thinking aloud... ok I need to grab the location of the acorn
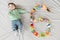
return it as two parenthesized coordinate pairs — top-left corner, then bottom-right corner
(46, 8), (50, 12)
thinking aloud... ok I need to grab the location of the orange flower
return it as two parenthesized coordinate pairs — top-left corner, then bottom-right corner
(33, 32), (39, 36)
(31, 9), (35, 13)
(35, 4), (39, 6)
(46, 31), (50, 36)
(42, 4), (47, 10)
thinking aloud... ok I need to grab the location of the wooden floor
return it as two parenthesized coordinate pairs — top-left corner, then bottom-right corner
(0, 0), (60, 40)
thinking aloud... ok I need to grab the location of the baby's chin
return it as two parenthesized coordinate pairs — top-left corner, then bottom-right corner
(9, 8), (15, 10)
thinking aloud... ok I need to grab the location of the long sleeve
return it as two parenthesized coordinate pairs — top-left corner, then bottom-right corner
(18, 9), (29, 14)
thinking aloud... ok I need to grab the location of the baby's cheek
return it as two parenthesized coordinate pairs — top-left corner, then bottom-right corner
(9, 7), (13, 10)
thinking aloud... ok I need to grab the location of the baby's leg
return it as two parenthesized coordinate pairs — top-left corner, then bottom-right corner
(16, 20), (23, 32)
(12, 20), (17, 31)
(16, 20), (24, 39)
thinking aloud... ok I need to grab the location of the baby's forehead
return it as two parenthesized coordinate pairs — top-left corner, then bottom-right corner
(9, 4), (14, 6)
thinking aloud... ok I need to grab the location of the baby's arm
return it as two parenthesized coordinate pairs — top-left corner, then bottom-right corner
(18, 9), (30, 14)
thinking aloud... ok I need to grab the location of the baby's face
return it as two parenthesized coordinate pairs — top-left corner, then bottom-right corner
(8, 4), (15, 10)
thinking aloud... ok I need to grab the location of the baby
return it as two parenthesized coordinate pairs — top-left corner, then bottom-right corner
(8, 3), (28, 32)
